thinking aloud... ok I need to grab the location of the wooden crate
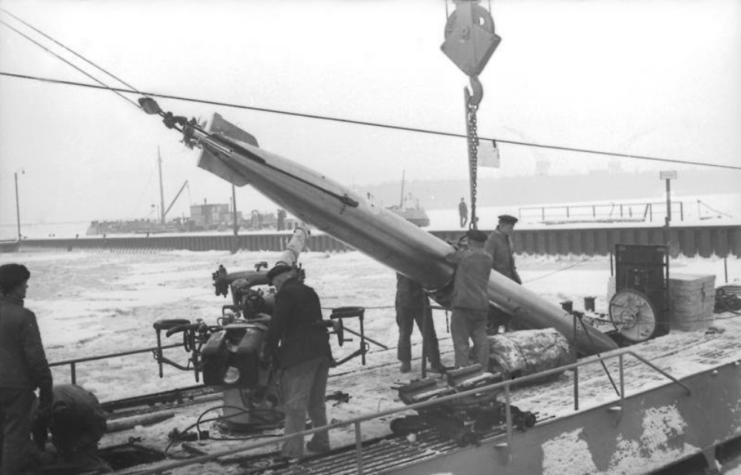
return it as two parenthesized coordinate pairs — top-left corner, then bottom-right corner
(668, 273), (716, 331)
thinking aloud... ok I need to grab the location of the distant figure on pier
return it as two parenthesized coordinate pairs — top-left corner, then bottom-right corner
(459, 198), (468, 228)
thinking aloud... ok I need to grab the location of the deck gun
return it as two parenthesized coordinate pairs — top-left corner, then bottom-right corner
(150, 228), (369, 430)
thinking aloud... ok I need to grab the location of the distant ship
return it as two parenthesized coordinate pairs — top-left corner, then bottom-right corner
(386, 170), (430, 227)
(87, 148), (296, 236)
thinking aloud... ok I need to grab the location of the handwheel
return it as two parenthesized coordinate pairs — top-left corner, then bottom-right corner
(609, 289), (657, 342)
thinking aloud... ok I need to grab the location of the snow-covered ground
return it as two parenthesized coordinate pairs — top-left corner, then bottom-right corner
(0, 249), (737, 402)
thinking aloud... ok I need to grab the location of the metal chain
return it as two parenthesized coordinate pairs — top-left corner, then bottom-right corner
(467, 102), (479, 230)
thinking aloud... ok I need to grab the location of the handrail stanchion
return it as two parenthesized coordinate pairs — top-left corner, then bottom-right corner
(504, 384), (513, 447)
(619, 354), (625, 403)
(573, 367), (579, 411)
(355, 421), (364, 474)
(628, 352), (691, 395)
(359, 309), (366, 366)
(71, 362), (77, 385)
(156, 330), (164, 378)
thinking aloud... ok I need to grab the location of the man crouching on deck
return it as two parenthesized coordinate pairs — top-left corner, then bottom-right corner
(261, 263), (333, 461)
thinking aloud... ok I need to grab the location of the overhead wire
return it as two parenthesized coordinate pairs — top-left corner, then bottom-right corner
(0, 8), (739, 173)
(0, 7), (145, 96)
(0, 19), (141, 112)
(1, 72), (740, 173)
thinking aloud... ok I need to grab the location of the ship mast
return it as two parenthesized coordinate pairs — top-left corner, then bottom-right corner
(399, 169), (405, 207)
(158, 147), (166, 225)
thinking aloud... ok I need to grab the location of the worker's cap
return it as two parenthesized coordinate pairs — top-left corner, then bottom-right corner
(266, 262), (295, 284)
(0, 263), (30, 292)
(498, 214), (519, 225)
(466, 229), (488, 243)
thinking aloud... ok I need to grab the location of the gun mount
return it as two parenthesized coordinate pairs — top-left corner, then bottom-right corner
(151, 229), (370, 430)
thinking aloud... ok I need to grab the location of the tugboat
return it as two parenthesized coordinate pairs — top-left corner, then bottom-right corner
(386, 170), (430, 228)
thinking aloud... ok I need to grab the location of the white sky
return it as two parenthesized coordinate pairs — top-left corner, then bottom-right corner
(0, 0), (739, 232)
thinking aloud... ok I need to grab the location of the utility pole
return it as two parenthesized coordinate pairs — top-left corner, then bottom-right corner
(14, 169), (24, 241)
(158, 147), (166, 225)
(231, 184), (239, 253)
(660, 171), (677, 228)
(660, 171), (678, 256)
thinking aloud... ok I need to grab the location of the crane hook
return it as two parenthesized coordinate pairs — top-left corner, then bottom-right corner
(467, 76), (484, 108)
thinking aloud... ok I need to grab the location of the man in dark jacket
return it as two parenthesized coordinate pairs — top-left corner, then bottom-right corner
(484, 215), (521, 332)
(395, 274), (443, 373)
(32, 384), (110, 473)
(0, 263), (53, 475)
(484, 214), (521, 284)
(445, 230), (493, 369)
(263, 264), (332, 460)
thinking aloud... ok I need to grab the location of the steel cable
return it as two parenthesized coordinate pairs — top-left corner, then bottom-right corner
(1, 72), (739, 172)
(0, 19), (141, 111)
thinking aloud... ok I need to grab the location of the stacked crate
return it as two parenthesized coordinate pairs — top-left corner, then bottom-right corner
(668, 274), (716, 331)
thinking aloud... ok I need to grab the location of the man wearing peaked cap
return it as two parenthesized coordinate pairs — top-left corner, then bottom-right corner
(484, 214), (521, 334)
(445, 229), (493, 369)
(485, 215), (521, 284)
(262, 262), (332, 460)
(466, 229), (488, 243)
(497, 214), (518, 226)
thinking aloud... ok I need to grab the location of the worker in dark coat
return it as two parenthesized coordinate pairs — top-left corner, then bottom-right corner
(262, 264), (332, 460)
(484, 215), (521, 284)
(395, 274), (443, 373)
(0, 263), (53, 475)
(31, 384), (110, 473)
(445, 230), (493, 369)
(458, 198), (468, 228)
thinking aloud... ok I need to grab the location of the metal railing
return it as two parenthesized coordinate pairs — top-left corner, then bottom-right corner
(131, 346), (691, 475)
(519, 201), (685, 223)
(49, 343), (184, 385)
